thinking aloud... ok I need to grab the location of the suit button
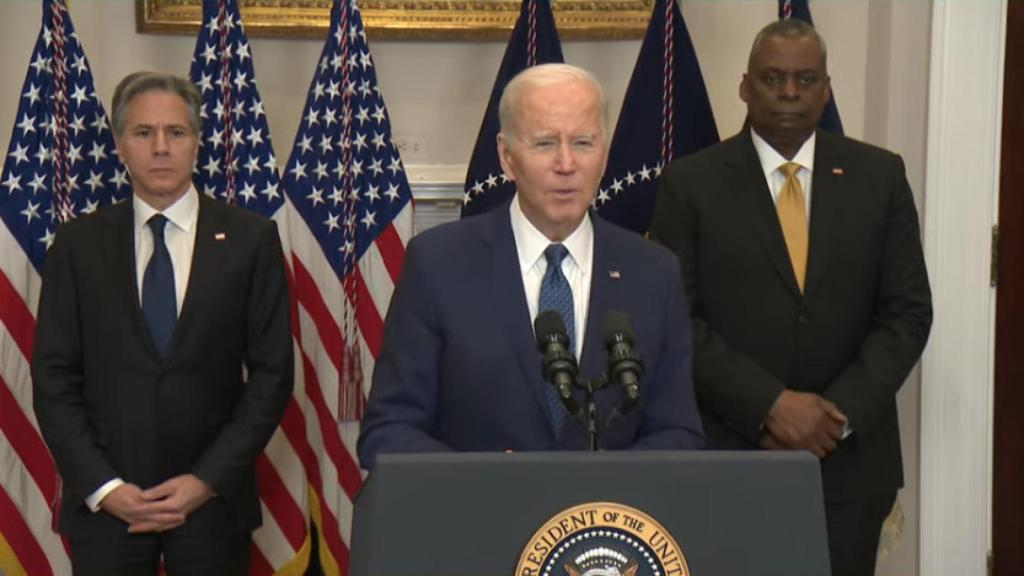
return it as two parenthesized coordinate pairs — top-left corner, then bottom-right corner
(797, 314), (808, 325)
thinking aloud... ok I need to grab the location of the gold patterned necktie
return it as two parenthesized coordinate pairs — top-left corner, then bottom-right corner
(776, 162), (808, 292)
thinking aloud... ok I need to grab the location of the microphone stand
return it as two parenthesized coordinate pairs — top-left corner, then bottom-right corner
(573, 375), (609, 452)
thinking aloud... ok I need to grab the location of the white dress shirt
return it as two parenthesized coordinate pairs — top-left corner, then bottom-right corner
(751, 128), (816, 219)
(509, 195), (593, 359)
(85, 187), (200, 512)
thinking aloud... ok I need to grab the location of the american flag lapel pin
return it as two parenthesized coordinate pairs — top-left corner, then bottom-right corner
(832, 167), (844, 175)
(608, 269), (621, 279)
(214, 232), (226, 241)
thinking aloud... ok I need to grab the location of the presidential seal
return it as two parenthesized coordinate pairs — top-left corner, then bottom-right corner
(516, 502), (689, 576)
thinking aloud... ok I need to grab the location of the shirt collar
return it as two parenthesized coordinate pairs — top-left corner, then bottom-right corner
(133, 185), (200, 235)
(751, 128), (816, 175)
(509, 194), (593, 275)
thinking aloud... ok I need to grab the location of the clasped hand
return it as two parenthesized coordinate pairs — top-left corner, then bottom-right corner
(760, 390), (847, 459)
(99, 474), (214, 533)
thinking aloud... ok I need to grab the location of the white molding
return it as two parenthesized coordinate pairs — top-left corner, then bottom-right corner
(920, 2), (1006, 575)
(406, 163), (467, 186)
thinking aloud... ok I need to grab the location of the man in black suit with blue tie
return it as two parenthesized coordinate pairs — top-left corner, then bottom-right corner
(650, 20), (932, 576)
(31, 71), (293, 575)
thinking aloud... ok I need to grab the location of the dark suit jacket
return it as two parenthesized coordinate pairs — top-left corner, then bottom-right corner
(650, 130), (932, 501)
(31, 193), (293, 532)
(357, 204), (704, 469)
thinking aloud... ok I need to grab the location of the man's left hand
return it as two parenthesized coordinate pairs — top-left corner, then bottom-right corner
(128, 474), (214, 533)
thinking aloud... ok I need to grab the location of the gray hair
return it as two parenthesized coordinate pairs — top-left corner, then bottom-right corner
(498, 63), (607, 138)
(111, 71), (202, 137)
(748, 19), (828, 72)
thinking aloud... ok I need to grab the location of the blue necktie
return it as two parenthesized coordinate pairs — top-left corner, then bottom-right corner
(538, 243), (574, 435)
(142, 214), (176, 356)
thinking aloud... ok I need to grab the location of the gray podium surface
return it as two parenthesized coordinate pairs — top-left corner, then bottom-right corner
(350, 451), (830, 576)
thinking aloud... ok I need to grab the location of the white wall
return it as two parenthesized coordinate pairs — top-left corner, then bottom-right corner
(0, 1), (935, 574)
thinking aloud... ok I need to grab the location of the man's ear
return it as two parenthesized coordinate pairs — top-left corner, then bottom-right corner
(496, 133), (514, 181)
(739, 74), (750, 104)
(113, 137), (126, 165)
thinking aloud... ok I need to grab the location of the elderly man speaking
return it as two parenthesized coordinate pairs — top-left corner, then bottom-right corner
(358, 63), (703, 469)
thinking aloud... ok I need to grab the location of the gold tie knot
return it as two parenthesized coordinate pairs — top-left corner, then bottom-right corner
(780, 162), (801, 179)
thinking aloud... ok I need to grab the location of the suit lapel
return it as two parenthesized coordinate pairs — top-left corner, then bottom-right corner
(111, 201), (157, 358)
(579, 216), (619, 381)
(170, 195), (228, 359)
(485, 206), (559, 434)
(727, 133), (803, 298)
(805, 131), (847, 298)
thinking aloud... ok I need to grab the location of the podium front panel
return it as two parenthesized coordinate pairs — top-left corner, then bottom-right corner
(350, 451), (830, 576)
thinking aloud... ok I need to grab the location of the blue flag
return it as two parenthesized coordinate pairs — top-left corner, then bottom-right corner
(188, 0), (283, 217)
(461, 0), (564, 218)
(779, 0), (844, 134)
(595, 0), (719, 234)
(1, 0), (129, 271)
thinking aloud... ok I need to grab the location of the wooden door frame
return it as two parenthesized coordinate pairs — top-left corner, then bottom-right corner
(993, 1), (1024, 573)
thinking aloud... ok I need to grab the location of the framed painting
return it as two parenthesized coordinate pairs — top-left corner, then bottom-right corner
(136, 0), (653, 39)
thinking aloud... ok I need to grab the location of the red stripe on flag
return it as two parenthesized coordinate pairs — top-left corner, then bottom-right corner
(0, 374), (58, 504)
(271, 382), (353, 574)
(291, 258), (344, 376)
(373, 224), (406, 285)
(255, 451), (307, 551)
(352, 268), (383, 359)
(0, 485), (53, 576)
(0, 271), (36, 358)
(298, 347), (362, 500)
(297, 351), (354, 565)
(249, 541), (274, 576)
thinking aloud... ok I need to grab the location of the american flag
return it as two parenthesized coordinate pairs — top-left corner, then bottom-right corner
(187, 1), (312, 574)
(0, 0), (128, 574)
(280, 0), (413, 571)
(461, 0), (563, 218)
(594, 0), (718, 234)
(779, 0), (844, 134)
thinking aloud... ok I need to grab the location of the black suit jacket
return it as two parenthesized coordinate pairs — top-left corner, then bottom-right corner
(31, 193), (293, 532)
(650, 130), (932, 501)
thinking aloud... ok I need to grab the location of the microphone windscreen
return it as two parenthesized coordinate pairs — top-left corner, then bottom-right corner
(534, 310), (568, 347)
(603, 309), (635, 345)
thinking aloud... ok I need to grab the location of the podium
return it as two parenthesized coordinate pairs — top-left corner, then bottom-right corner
(350, 451), (830, 576)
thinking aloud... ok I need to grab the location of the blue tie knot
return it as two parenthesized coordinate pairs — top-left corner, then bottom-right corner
(148, 214), (169, 239)
(544, 243), (569, 268)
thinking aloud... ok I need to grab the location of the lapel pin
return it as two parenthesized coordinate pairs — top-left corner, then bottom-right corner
(214, 232), (226, 241)
(608, 270), (621, 279)
(832, 167), (844, 175)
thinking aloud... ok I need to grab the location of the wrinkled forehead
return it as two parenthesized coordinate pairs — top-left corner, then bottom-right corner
(121, 90), (194, 125)
(513, 81), (605, 134)
(750, 34), (826, 72)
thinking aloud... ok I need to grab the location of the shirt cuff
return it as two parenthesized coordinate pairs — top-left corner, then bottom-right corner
(85, 478), (124, 512)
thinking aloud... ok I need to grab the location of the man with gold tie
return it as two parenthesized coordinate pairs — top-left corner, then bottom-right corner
(650, 19), (932, 576)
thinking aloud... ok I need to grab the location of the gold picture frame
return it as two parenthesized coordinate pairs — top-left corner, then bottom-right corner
(136, 0), (652, 40)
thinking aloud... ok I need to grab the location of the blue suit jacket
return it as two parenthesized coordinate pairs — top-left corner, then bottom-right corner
(357, 203), (703, 469)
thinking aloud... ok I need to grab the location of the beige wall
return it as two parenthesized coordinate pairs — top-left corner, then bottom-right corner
(0, 1), (932, 574)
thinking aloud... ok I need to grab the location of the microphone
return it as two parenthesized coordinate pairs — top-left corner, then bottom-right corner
(534, 310), (581, 419)
(603, 310), (644, 414)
